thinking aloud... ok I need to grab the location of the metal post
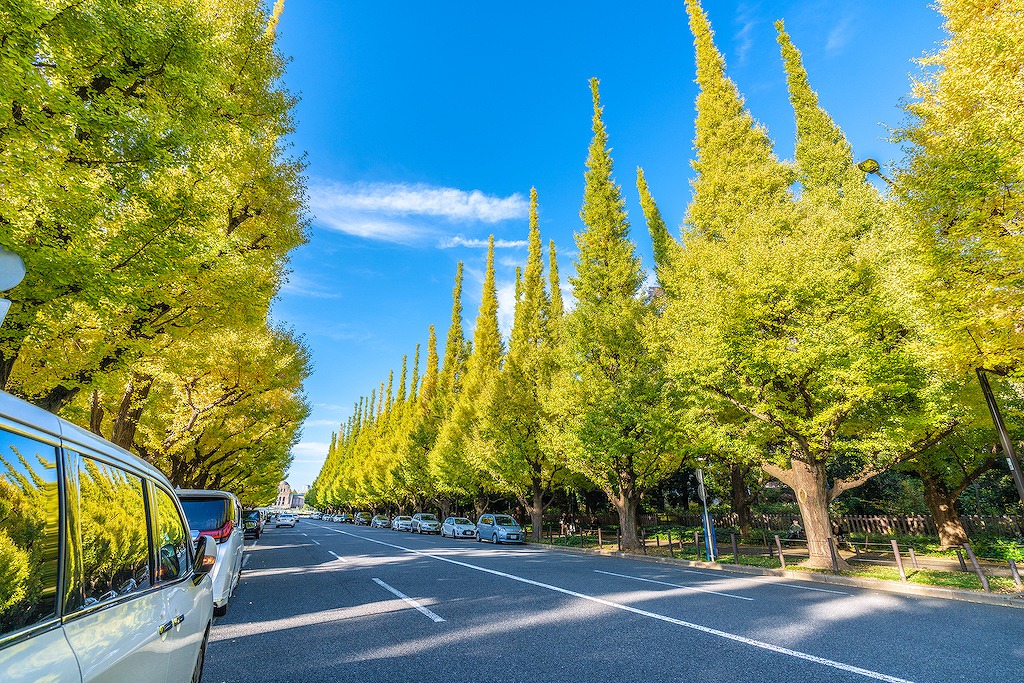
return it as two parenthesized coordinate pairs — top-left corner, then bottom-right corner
(977, 369), (1024, 507)
(828, 537), (840, 574)
(908, 547), (919, 569)
(731, 533), (739, 564)
(1009, 559), (1023, 590)
(617, 527), (621, 552)
(598, 527), (603, 549)
(774, 535), (786, 569)
(693, 530), (701, 558)
(656, 532), (661, 548)
(642, 527), (647, 555)
(668, 528), (674, 558)
(963, 543), (991, 592)
(955, 548), (968, 572)
(891, 540), (907, 582)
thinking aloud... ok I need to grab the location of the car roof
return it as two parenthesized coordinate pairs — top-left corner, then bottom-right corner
(1, 389), (172, 488)
(176, 489), (240, 502)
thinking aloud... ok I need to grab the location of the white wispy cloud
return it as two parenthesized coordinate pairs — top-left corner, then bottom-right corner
(308, 181), (529, 245)
(279, 272), (342, 299)
(438, 236), (528, 249)
(304, 419), (342, 428)
(826, 16), (854, 55)
(291, 441), (329, 458)
(496, 279), (517, 339)
(734, 4), (758, 65)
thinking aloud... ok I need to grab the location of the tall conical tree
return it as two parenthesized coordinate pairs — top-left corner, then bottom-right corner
(431, 237), (503, 506)
(660, 3), (952, 568)
(636, 167), (681, 293)
(547, 79), (684, 551)
(548, 240), (564, 320)
(438, 262), (467, 399)
(684, 0), (793, 242)
(480, 189), (562, 540)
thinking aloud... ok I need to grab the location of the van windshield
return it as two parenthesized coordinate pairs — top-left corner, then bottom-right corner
(419, 515), (438, 522)
(180, 499), (230, 532)
(494, 515), (517, 527)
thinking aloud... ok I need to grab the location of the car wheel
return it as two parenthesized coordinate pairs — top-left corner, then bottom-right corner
(192, 624), (210, 683)
(476, 533), (481, 542)
(492, 533), (499, 545)
(213, 603), (227, 617)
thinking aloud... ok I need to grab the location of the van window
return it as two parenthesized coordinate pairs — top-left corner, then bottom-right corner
(0, 428), (60, 637)
(152, 486), (190, 583)
(66, 455), (152, 611)
(179, 498), (230, 532)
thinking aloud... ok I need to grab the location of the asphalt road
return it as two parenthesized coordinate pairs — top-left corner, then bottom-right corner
(203, 520), (1022, 683)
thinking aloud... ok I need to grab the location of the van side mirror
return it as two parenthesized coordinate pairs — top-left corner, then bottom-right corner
(192, 534), (217, 585)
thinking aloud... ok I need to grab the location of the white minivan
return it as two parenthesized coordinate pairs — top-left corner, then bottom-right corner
(177, 489), (245, 617)
(0, 389), (217, 682)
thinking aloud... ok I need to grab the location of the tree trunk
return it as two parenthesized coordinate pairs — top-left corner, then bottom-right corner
(783, 458), (849, 570)
(920, 469), (969, 548)
(730, 463), (753, 536)
(110, 375), (153, 450)
(612, 473), (641, 550)
(89, 390), (105, 436)
(474, 487), (490, 517)
(530, 477), (544, 542)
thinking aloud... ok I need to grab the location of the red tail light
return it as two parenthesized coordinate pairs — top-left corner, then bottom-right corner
(206, 519), (233, 544)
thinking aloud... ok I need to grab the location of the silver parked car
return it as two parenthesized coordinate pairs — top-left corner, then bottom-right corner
(0, 388), (217, 683)
(391, 515), (413, 531)
(371, 514), (391, 528)
(476, 513), (524, 544)
(442, 516), (478, 539)
(411, 513), (441, 534)
(177, 489), (246, 616)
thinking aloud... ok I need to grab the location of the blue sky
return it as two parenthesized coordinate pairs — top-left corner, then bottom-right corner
(270, 1), (947, 491)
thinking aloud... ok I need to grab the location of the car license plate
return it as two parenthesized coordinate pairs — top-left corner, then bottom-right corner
(508, 534), (518, 540)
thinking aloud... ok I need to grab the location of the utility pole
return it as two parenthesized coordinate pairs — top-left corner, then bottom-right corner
(977, 369), (1024, 508)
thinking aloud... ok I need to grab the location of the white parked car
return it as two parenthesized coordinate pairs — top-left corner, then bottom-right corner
(442, 516), (478, 539)
(276, 513), (297, 528)
(391, 515), (413, 531)
(0, 388), (217, 683)
(177, 489), (246, 617)
(411, 513), (441, 534)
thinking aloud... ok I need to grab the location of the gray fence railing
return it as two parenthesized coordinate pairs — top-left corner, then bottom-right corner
(549, 512), (1024, 537)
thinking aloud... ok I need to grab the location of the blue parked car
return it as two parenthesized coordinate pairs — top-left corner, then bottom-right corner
(476, 513), (524, 544)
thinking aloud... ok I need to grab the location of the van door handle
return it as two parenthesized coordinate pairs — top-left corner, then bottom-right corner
(158, 620), (174, 636)
(173, 614), (185, 626)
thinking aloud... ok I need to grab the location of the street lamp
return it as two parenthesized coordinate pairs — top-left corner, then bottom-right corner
(0, 247), (26, 327)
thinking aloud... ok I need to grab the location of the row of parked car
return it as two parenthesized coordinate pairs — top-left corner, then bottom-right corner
(317, 510), (526, 544)
(0, 384), (307, 682)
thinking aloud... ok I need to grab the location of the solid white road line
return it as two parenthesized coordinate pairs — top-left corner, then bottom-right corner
(594, 570), (754, 601)
(326, 527), (912, 683)
(242, 553), (252, 568)
(328, 550), (349, 563)
(673, 567), (850, 595)
(372, 578), (445, 623)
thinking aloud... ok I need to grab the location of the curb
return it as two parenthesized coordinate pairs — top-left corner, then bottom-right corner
(526, 542), (1024, 609)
